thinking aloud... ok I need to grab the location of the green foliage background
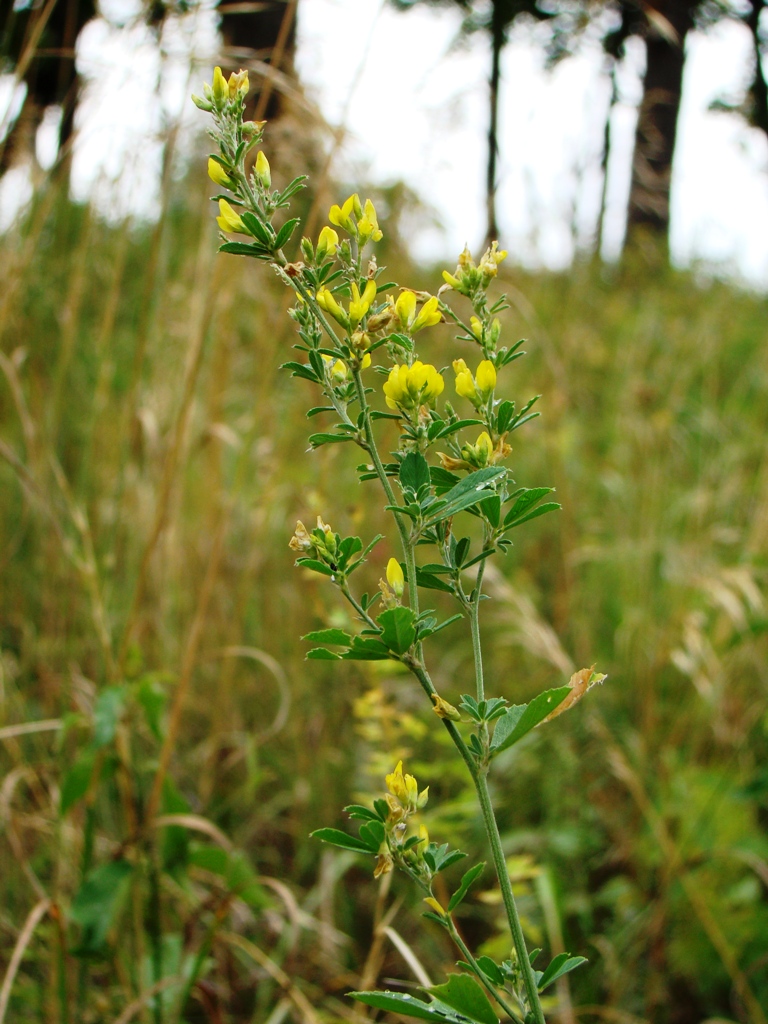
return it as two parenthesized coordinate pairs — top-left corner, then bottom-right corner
(1, 163), (767, 1023)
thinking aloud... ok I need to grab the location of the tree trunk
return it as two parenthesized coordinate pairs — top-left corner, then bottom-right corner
(626, 0), (694, 238)
(219, 0), (297, 122)
(485, 0), (504, 246)
(746, 0), (768, 141)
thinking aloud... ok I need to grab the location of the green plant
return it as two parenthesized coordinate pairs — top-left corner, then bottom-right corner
(194, 66), (604, 1023)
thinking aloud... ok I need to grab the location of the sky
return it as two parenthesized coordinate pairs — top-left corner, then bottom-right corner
(2, 0), (768, 286)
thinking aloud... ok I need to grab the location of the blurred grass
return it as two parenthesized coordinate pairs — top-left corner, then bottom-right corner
(1, 155), (767, 1024)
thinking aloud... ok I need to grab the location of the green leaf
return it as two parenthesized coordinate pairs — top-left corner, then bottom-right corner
(274, 216), (300, 249)
(358, 820), (385, 851)
(344, 804), (381, 821)
(93, 686), (127, 747)
(60, 747), (97, 815)
(281, 360), (319, 382)
(447, 862), (485, 912)
(423, 468), (506, 527)
(352, 991), (473, 1024)
(400, 452), (431, 497)
(416, 568), (455, 594)
(311, 828), (373, 854)
(240, 211), (274, 246)
(306, 648), (341, 660)
(432, 418), (483, 440)
(503, 487), (555, 527)
(302, 628), (352, 646)
(308, 432), (354, 447)
(427, 974), (499, 1024)
(505, 502), (561, 530)
(537, 953), (588, 992)
(474, 956), (505, 987)
(70, 860), (133, 954)
(490, 686), (571, 755)
(294, 557), (333, 576)
(218, 241), (270, 258)
(378, 606), (417, 654)
(480, 495), (501, 528)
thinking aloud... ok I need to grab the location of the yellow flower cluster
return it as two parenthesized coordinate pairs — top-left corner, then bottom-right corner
(453, 358), (497, 406)
(442, 241), (508, 294)
(383, 361), (444, 412)
(395, 291), (442, 333)
(316, 280), (378, 331)
(329, 194), (383, 245)
(438, 430), (511, 472)
(385, 760), (429, 818)
(193, 66), (249, 111)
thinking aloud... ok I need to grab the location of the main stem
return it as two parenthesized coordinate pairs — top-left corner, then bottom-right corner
(470, 564), (545, 1024)
(353, 372), (546, 1022)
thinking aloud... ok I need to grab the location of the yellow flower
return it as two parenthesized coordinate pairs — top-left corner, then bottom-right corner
(395, 290), (417, 329)
(475, 431), (494, 462)
(357, 198), (383, 244)
(322, 354), (348, 383)
(227, 69), (249, 99)
(255, 151), (271, 189)
(216, 198), (247, 234)
(207, 157), (232, 188)
(348, 279), (377, 326)
(386, 557), (404, 597)
(475, 359), (497, 396)
(452, 359), (496, 406)
(411, 296), (441, 332)
(360, 352), (372, 370)
(479, 240), (507, 279)
(470, 316), (483, 342)
(328, 194), (382, 245)
(395, 292), (441, 333)
(316, 225), (339, 260)
(423, 896), (445, 916)
(316, 287), (349, 329)
(212, 66), (228, 106)
(289, 521), (313, 552)
(385, 761), (428, 814)
(383, 361), (444, 411)
(329, 193), (360, 234)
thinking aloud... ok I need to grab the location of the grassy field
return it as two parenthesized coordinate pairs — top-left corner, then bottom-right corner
(1, 157), (767, 1024)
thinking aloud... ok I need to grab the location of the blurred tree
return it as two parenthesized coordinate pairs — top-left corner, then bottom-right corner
(389, 0), (590, 246)
(0, 0), (96, 174)
(0, 0), (297, 177)
(391, 0), (768, 256)
(219, 0), (297, 122)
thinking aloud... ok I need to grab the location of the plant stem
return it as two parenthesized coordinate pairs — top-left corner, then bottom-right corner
(348, 341), (544, 1021)
(445, 918), (522, 1023)
(475, 771), (545, 1024)
(469, 558), (487, 703)
(469, 557), (544, 1021)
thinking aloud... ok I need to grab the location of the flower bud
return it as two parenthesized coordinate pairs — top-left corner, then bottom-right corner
(212, 66), (228, 106)
(255, 151), (271, 189)
(475, 359), (497, 397)
(216, 199), (247, 234)
(208, 157), (232, 188)
(316, 225), (339, 261)
(386, 557), (404, 598)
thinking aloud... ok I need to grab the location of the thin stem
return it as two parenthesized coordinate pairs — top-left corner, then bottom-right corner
(476, 772), (545, 1024)
(445, 918), (522, 1023)
(469, 558), (487, 703)
(339, 581), (377, 630)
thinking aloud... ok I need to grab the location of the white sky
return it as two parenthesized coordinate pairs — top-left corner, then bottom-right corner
(2, 0), (768, 286)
